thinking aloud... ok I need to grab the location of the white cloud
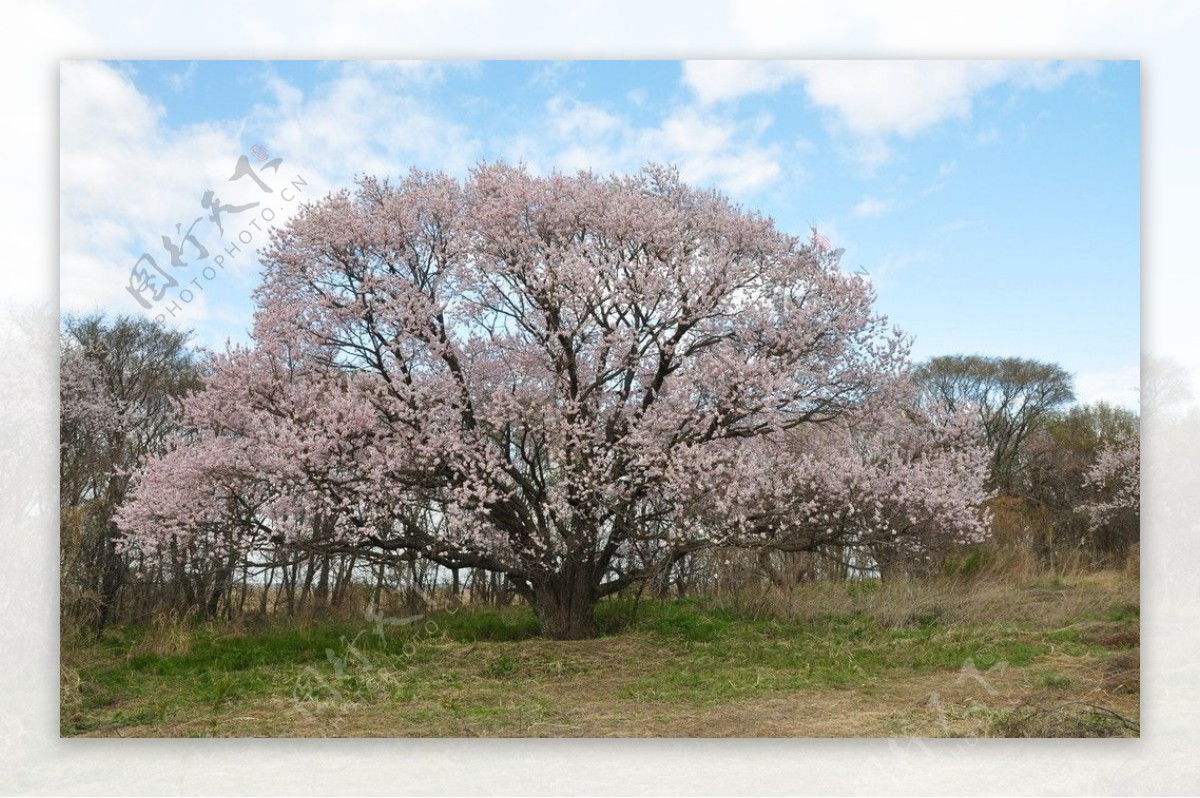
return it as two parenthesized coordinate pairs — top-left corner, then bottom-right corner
(794, 61), (1014, 138)
(682, 60), (1097, 169)
(852, 195), (894, 218)
(60, 61), (249, 328)
(682, 61), (798, 104)
(655, 108), (782, 193)
(250, 63), (484, 183)
(546, 96), (624, 140)
(516, 98), (785, 197)
(59, 63), (342, 346)
(165, 61), (197, 92)
(686, 60), (1096, 134)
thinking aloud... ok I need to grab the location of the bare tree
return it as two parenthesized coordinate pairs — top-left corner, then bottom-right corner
(60, 313), (201, 627)
(914, 355), (1074, 494)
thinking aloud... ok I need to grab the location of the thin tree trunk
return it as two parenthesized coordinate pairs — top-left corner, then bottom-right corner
(260, 564), (274, 615)
(237, 565), (249, 617)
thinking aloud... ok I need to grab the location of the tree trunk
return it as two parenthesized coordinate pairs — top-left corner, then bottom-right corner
(530, 568), (597, 640)
(96, 522), (125, 627)
(260, 564), (274, 615)
(332, 551), (357, 609)
(298, 552), (317, 613)
(314, 554), (330, 614)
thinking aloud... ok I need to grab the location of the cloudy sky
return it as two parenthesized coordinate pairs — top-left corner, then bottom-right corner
(60, 59), (1140, 407)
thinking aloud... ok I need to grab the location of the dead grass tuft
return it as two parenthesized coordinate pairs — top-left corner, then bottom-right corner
(1101, 650), (1140, 695)
(988, 700), (1139, 737)
(60, 661), (82, 706)
(1095, 625), (1140, 649)
(126, 612), (196, 658)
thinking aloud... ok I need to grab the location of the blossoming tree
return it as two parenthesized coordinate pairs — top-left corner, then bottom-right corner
(120, 163), (988, 638)
(701, 389), (992, 580)
(1081, 431), (1140, 553)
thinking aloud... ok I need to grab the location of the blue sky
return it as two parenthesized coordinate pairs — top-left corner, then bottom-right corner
(60, 59), (1140, 407)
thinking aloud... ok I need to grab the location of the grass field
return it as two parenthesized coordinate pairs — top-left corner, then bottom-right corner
(60, 571), (1139, 737)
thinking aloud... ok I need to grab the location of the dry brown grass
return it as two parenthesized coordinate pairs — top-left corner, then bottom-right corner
(712, 570), (1138, 631)
(59, 661), (82, 708)
(123, 611), (196, 658)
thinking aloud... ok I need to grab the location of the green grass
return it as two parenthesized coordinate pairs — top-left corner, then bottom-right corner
(1107, 603), (1140, 623)
(1035, 671), (1075, 689)
(485, 654), (520, 678)
(605, 601), (1054, 705)
(61, 574), (1140, 737)
(429, 606), (541, 642)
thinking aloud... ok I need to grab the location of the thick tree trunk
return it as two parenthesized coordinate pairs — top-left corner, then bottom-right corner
(530, 568), (598, 640)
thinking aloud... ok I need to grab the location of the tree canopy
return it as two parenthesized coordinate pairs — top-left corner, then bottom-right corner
(119, 163), (992, 638)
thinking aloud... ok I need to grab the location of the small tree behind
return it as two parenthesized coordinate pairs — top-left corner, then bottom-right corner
(914, 354), (1075, 495)
(60, 314), (200, 628)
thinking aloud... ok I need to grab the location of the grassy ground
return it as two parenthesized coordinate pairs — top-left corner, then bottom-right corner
(60, 571), (1139, 738)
